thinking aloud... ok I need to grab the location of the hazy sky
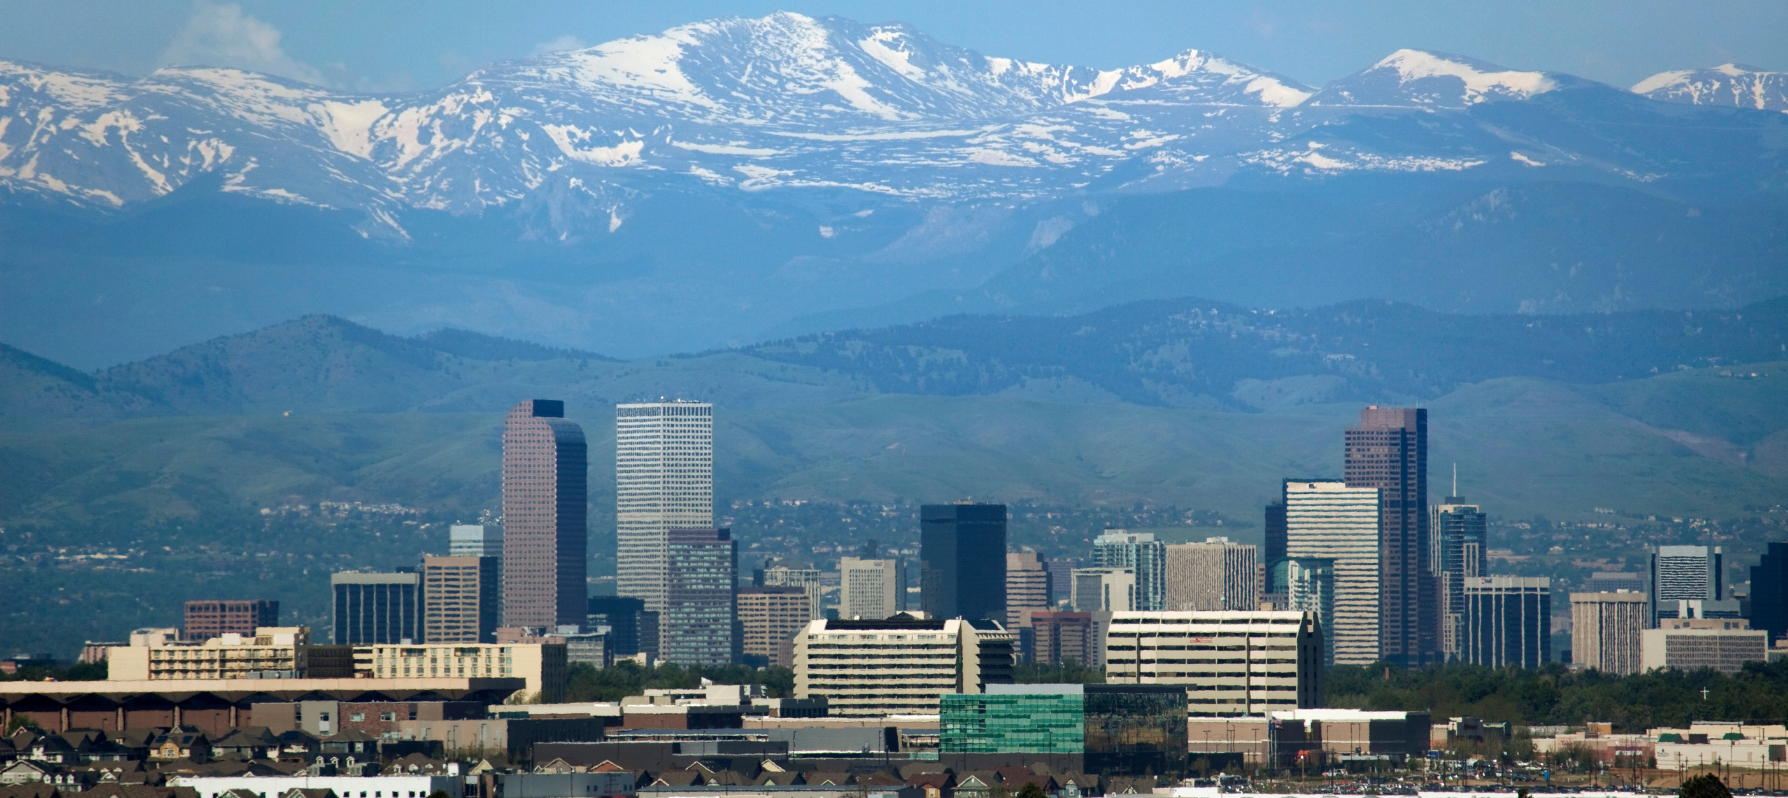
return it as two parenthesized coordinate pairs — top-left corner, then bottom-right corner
(2, 1), (1782, 93)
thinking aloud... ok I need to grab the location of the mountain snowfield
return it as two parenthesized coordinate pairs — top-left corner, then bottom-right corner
(1632, 63), (1788, 112)
(0, 11), (1776, 236)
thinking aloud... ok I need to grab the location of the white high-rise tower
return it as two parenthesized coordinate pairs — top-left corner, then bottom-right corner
(616, 401), (714, 613)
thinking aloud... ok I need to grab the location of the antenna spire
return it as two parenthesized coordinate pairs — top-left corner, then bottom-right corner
(1452, 463), (1458, 498)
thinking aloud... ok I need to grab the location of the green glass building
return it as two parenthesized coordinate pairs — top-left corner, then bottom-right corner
(942, 684), (1186, 776)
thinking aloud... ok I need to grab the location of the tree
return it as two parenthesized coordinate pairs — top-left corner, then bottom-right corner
(1015, 783), (1047, 798)
(1681, 774), (1732, 798)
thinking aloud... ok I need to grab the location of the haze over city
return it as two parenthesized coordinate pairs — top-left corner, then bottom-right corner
(0, 3), (1785, 797)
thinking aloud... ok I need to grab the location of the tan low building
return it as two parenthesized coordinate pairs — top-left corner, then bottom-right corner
(1641, 619), (1767, 674)
(794, 614), (1014, 717)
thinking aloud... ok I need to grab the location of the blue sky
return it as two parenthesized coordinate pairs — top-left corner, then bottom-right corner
(2, 0), (1782, 93)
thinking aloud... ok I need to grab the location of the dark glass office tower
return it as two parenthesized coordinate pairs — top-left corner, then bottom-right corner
(662, 528), (738, 666)
(1263, 500), (1287, 593)
(1750, 542), (1788, 644)
(1344, 406), (1436, 667)
(588, 596), (646, 656)
(921, 503), (1008, 624)
(331, 571), (421, 644)
(502, 399), (589, 628)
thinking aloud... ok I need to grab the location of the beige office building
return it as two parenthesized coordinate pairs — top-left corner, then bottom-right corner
(1641, 618), (1767, 674)
(839, 557), (905, 621)
(1104, 611), (1323, 717)
(1284, 480), (1381, 665)
(738, 586), (811, 668)
(358, 642), (567, 700)
(1005, 552), (1052, 628)
(423, 555), (501, 643)
(1571, 591), (1646, 676)
(794, 616), (1014, 717)
(1165, 538), (1258, 611)
(106, 627), (343, 681)
(761, 565), (824, 621)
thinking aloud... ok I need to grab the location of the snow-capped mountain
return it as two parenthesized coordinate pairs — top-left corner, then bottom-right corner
(1633, 63), (1788, 112)
(1303, 49), (1589, 109)
(0, 13), (1780, 240)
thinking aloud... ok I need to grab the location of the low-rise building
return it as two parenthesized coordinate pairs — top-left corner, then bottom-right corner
(1103, 611), (1323, 717)
(172, 773), (462, 798)
(357, 642), (566, 700)
(794, 615), (1014, 717)
(1642, 618), (1768, 674)
(941, 683), (1186, 777)
(106, 627), (352, 681)
(1653, 723), (1788, 770)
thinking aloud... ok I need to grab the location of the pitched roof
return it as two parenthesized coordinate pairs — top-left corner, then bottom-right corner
(800, 771), (853, 786)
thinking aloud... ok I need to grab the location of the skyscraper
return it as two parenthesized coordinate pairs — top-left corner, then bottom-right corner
(450, 524), (503, 558)
(1344, 405), (1435, 667)
(1263, 500), (1287, 593)
(1093, 531), (1166, 611)
(661, 528), (737, 666)
(1432, 486), (1487, 662)
(1650, 545), (1723, 625)
(423, 555), (501, 643)
(1277, 558), (1337, 666)
(587, 596), (645, 657)
(1571, 591), (1646, 675)
(502, 399), (588, 628)
(920, 503), (1007, 623)
(331, 571), (421, 644)
(839, 556), (906, 621)
(1005, 551), (1052, 629)
(1461, 576), (1551, 668)
(1284, 480), (1381, 665)
(615, 401), (714, 616)
(1164, 537), (1257, 611)
(1071, 568), (1136, 612)
(183, 600), (279, 642)
(1750, 542), (1788, 644)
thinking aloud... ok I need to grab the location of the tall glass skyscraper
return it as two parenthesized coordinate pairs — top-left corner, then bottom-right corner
(1650, 544), (1723, 625)
(1432, 493), (1488, 661)
(1344, 406), (1436, 667)
(1284, 479), (1381, 665)
(501, 399), (588, 628)
(921, 503), (1007, 623)
(1094, 531), (1167, 611)
(1750, 542), (1788, 644)
(615, 401), (714, 615)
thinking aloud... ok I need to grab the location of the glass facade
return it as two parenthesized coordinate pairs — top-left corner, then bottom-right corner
(941, 685), (1186, 776)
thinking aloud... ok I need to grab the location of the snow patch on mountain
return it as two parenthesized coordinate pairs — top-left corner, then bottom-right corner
(1307, 49), (1571, 109)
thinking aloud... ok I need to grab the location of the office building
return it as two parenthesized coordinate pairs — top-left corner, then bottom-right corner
(1461, 577), (1551, 668)
(1264, 501), (1287, 593)
(1344, 406), (1434, 667)
(1587, 571), (1646, 597)
(1571, 591), (1646, 676)
(1284, 480), (1382, 665)
(1094, 531), (1166, 611)
(1275, 558), (1336, 666)
(615, 401), (714, 617)
(1642, 619), (1767, 674)
(422, 555), (501, 643)
(793, 615), (1015, 716)
(182, 600), (279, 642)
(738, 586), (811, 668)
(660, 528), (737, 666)
(331, 570), (421, 644)
(1751, 542), (1788, 644)
(942, 684), (1188, 776)
(1165, 538), (1257, 611)
(1105, 612), (1324, 718)
(358, 641), (567, 700)
(1072, 568), (1136, 612)
(757, 565), (824, 621)
(449, 524), (502, 558)
(839, 556), (906, 621)
(920, 503), (1007, 623)
(1005, 552), (1052, 628)
(503, 399), (588, 628)
(1047, 561), (1076, 608)
(587, 596), (646, 657)
(1432, 492), (1487, 661)
(1651, 545), (1723, 626)
(106, 627), (350, 681)
(1020, 611), (1102, 667)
